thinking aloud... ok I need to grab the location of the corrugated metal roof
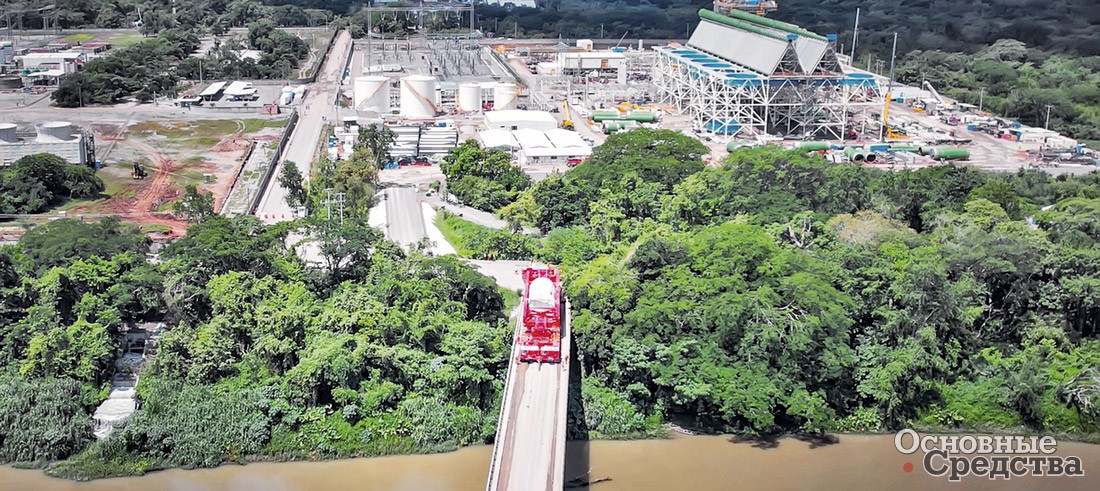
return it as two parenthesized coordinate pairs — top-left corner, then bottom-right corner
(512, 128), (553, 148)
(793, 37), (828, 74)
(544, 128), (587, 148)
(479, 129), (518, 149)
(688, 19), (787, 75)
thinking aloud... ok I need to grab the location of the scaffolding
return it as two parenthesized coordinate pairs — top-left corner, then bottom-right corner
(654, 9), (881, 141)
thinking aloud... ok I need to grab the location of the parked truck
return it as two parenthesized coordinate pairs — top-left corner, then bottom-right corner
(518, 267), (562, 363)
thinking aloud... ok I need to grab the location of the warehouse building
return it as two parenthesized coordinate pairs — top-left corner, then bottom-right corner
(483, 110), (558, 131)
(478, 127), (591, 165)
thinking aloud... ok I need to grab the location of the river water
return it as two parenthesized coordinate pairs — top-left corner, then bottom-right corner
(2, 434), (1098, 491)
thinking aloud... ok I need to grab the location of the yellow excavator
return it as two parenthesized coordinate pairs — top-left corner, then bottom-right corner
(561, 99), (575, 130)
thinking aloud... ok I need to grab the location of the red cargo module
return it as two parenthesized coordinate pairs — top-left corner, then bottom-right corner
(518, 267), (562, 363)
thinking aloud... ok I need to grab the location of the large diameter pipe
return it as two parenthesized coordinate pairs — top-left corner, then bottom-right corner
(798, 141), (830, 151)
(718, 8), (828, 41)
(698, 9), (791, 42)
(844, 146), (866, 162)
(931, 147), (971, 160)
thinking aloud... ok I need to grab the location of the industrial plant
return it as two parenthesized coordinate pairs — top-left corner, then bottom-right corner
(0, 121), (95, 167)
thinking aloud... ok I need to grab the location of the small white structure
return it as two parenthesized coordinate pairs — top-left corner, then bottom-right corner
(576, 39), (594, 51)
(457, 82), (483, 112)
(355, 76), (391, 113)
(494, 83), (518, 110)
(199, 81), (227, 101)
(224, 81), (258, 101)
(557, 51), (627, 83)
(483, 110), (557, 131)
(400, 75), (439, 118)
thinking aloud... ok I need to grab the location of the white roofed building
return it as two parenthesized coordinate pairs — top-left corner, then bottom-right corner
(484, 110), (558, 132)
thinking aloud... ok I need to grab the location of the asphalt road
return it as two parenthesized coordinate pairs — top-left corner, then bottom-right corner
(257, 30), (352, 222)
(384, 186), (427, 248)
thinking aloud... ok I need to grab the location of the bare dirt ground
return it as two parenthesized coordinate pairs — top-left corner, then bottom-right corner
(67, 119), (287, 236)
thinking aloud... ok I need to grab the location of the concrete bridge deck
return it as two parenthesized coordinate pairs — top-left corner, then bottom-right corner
(486, 300), (571, 491)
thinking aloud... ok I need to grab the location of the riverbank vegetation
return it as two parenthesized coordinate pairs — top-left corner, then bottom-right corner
(484, 130), (1100, 439)
(0, 206), (511, 479)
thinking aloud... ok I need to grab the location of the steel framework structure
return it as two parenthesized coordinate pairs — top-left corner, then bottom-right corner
(653, 10), (882, 142)
(654, 46), (881, 141)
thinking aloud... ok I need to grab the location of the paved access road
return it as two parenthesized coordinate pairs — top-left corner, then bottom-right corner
(384, 186), (428, 248)
(258, 30), (352, 222)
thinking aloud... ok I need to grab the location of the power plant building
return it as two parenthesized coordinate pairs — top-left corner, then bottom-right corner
(654, 9), (882, 141)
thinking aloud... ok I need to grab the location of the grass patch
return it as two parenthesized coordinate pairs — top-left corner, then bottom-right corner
(242, 119), (288, 134)
(109, 32), (145, 47)
(182, 156), (206, 165)
(184, 137), (221, 149)
(139, 224), (172, 234)
(62, 33), (95, 43)
(435, 211), (485, 257)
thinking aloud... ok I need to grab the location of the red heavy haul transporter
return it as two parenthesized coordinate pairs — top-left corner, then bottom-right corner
(518, 267), (562, 363)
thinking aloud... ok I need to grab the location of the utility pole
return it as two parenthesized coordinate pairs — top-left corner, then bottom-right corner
(367, 3), (373, 73)
(978, 87), (984, 112)
(600, 24), (604, 40)
(1045, 104), (1053, 130)
(849, 7), (860, 62)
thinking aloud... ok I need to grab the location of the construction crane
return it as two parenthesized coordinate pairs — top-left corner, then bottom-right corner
(561, 99), (574, 130)
(713, 0), (778, 16)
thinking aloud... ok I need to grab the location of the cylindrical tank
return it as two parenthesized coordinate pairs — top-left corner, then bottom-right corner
(0, 123), (17, 143)
(356, 76), (390, 113)
(844, 146), (866, 162)
(798, 141), (830, 151)
(400, 75), (438, 118)
(35, 121), (75, 143)
(625, 110), (657, 122)
(931, 147), (971, 160)
(457, 82), (482, 112)
(493, 83), (517, 110)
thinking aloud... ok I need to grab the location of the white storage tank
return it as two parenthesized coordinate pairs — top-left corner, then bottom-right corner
(0, 123), (17, 143)
(355, 76), (390, 112)
(494, 83), (518, 111)
(400, 75), (438, 118)
(457, 82), (482, 112)
(35, 121), (75, 143)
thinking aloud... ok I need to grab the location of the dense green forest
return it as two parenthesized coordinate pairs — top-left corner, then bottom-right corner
(2, 129), (1100, 480)
(469, 129), (1100, 438)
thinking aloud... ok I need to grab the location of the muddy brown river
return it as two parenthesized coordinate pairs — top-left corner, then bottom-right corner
(2, 434), (1098, 490)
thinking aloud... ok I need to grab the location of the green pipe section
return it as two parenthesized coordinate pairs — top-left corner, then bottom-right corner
(592, 111), (622, 122)
(844, 146), (866, 161)
(931, 147), (971, 160)
(698, 9), (790, 42)
(625, 111), (657, 122)
(889, 145), (921, 152)
(718, 8), (828, 42)
(798, 141), (830, 151)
